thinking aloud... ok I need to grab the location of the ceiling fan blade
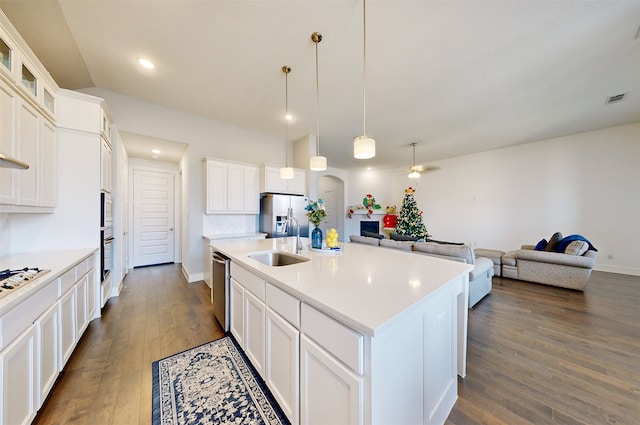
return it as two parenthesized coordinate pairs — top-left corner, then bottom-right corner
(408, 165), (440, 173)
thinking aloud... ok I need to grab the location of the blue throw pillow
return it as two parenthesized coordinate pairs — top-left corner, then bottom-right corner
(534, 239), (548, 251)
(556, 234), (598, 252)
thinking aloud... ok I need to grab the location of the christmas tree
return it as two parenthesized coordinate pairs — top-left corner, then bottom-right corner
(395, 187), (429, 239)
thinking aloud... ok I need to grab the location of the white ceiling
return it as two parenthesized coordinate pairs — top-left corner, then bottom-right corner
(2, 0), (639, 168)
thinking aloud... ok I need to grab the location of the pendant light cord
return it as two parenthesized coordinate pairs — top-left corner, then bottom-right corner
(362, 0), (367, 137)
(285, 69), (289, 167)
(315, 37), (321, 156)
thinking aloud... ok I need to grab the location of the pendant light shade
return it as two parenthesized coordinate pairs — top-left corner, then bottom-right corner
(354, 136), (375, 159)
(408, 142), (421, 179)
(310, 32), (327, 171)
(354, 0), (375, 160)
(280, 66), (294, 179)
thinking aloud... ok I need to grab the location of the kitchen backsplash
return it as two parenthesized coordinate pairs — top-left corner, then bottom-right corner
(203, 214), (259, 236)
(0, 213), (9, 257)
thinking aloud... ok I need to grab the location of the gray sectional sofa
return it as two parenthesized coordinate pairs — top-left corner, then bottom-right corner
(349, 236), (494, 307)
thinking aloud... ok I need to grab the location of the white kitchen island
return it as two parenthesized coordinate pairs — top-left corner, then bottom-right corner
(211, 237), (472, 425)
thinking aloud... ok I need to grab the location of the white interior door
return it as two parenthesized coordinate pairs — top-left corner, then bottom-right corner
(132, 169), (175, 267)
(319, 176), (339, 231)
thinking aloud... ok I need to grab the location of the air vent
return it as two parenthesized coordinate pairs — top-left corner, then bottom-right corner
(605, 93), (626, 105)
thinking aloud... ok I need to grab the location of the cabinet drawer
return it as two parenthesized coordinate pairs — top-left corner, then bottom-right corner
(231, 263), (265, 301)
(58, 267), (77, 296)
(0, 279), (58, 350)
(266, 283), (300, 328)
(301, 303), (364, 375)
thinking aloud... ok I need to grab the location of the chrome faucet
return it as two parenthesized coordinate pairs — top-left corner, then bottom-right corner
(286, 208), (303, 254)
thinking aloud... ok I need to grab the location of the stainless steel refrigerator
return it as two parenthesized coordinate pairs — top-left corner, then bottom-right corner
(260, 193), (309, 238)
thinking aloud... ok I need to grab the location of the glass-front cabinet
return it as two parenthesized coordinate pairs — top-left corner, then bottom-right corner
(21, 64), (36, 97)
(0, 36), (11, 72)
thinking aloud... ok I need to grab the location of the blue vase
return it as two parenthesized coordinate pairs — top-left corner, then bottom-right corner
(311, 226), (323, 249)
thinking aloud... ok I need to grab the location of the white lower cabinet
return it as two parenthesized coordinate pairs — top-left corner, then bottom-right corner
(300, 334), (363, 425)
(0, 324), (36, 425)
(75, 275), (88, 336)
(265, 307), (299, 425)
(59, 288), (77, 368)
(35, 303), (59, 408)
(229, 278), (245, 347)
(244, 290), (265, 377)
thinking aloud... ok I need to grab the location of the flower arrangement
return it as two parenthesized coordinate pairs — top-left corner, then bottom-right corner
(305, 199), (327, 227)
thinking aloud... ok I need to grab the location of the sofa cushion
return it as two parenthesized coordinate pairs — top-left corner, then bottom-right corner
(470, 257), (494, 280)
(544, 232), (563, 251)
(362, 231), (384, 239)
(391, 233), (419, 242)
(413, 242), (475, 264)
(349, 235), (380, 246)
(380, 239), (413, 251)
(501, 251), (517, 267)
(564, 240), (589, 256)
(534, 239), (548, 251)
(556, 234), (598, 252)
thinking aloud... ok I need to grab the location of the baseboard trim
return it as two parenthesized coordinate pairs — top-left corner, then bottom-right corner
(180, 264), (204, 283)
(594, 264), (640, 277)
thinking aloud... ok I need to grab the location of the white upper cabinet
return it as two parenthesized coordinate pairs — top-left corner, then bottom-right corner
(260, 164), (306, 195)
(204, 158), (259, 214)
(0, 13), (58, 212)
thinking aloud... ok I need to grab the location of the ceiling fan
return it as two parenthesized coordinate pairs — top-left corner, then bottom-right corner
(408, 143), (439, 179)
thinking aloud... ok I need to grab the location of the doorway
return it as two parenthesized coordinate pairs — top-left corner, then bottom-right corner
(318, 175), (345, 241)
(132, 169), (176, 267)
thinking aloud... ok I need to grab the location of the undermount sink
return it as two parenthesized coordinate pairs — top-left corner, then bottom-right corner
(248, 250), (310, 267)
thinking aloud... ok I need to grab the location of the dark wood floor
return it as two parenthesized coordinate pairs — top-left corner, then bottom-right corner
(33, 266), (639, 425)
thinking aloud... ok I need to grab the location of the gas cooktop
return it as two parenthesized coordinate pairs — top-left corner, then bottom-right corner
(0, 268), (51, 299)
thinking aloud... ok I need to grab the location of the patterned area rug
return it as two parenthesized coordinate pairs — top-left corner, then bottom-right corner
(152, 335), (289, 425)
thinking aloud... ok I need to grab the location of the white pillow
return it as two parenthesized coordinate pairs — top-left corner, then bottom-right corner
(564, 240), (588, 256)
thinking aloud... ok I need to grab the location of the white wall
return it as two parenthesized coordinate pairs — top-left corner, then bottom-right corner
(387, 123), (640, 276)
(81, 88), (284, 281)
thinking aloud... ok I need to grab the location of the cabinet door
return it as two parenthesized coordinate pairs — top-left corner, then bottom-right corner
(17, 100), (39, 206)
(300, 335), (363, 425)
(229, 278), (244, 346)
(35, 302), (59, 408)
(59, 288), (77, 367)
(244, 290), (266, 378)
(266, 307), (299, 425)
(0, 79), (17, 205)
(39, 119), (56, 207)
(100, 138), (112, 193)
(226, 164), (244, 212)
(1, 325), (36, 425)
(289, 169), (306, 195)
(205, 160), (227, 213)
(75, 275), (88, 336)
(86, 268), (97, 321)
(264, 165), (287, 193)
(243, 166), (259, 213)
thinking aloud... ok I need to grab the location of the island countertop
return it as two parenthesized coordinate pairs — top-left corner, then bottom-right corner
(211, 237), (472, 336)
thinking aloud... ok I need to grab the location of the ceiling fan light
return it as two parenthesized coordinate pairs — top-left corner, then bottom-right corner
(280, 166), (294, 179)
(310, 155), (327, 171)
(354, 136), (375, 159)
(408, 169), (421, 179)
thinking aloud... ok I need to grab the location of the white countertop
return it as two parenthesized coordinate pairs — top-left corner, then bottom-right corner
(204, 232), (267, 240)
(0, 248), (98, 315)
(211, 238), (472, 336)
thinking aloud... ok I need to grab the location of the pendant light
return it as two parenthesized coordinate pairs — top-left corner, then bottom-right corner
(408, 143), (421, 179)
(353, 0), (376, 160)
(280, 66), (294, 179)
(310, 32), (327, 171)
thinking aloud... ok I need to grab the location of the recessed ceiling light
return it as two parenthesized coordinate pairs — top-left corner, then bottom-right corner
(139, 58), (155, 69)
(151, 149), (161, 154)
(284, 113), (293, 121)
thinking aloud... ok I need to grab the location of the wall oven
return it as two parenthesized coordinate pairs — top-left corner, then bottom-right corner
(100, 193), (114, 282)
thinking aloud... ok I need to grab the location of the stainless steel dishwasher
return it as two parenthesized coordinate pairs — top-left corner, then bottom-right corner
(212, 251), (230, 332)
